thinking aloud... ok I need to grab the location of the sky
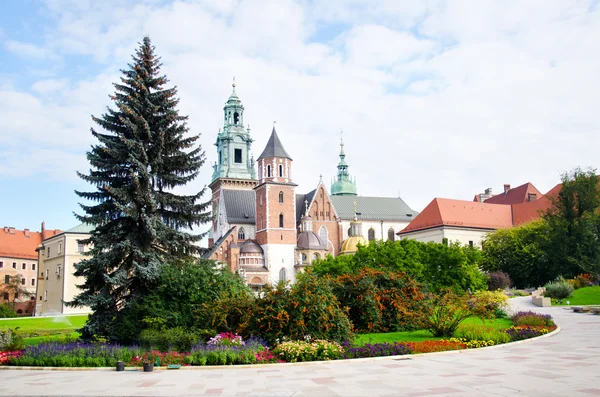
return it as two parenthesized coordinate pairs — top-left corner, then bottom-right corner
(1, 0), (599, 234)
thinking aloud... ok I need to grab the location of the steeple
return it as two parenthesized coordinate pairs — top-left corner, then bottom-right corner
(331, 130), (358, 196)
(258, 126), (292, 160)
(256, 126), (294, 184)
(211, 79), (256, 182)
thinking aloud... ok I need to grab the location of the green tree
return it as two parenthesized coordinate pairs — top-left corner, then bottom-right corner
(481, 221), (550, 288)
(543, 167), (600, 275)
(69, 37), (211, 340)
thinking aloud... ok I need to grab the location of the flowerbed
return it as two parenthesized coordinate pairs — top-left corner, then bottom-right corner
(510, 311), (555, 327)
(341, 341), (412, 359)
(407, 340), (467, 353)
(503, 325), (555, 341)
(273, 340), (344, 362)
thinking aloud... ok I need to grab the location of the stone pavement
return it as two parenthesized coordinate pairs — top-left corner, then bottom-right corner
(1, 296), (599, 397)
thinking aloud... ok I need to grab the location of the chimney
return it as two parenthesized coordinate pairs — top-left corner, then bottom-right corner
(9, 227), (15, 234)
(41, 221), (45, 233)
(24, 229), (30, 238)
(484, 188), (492, 195)
(528, 193), (537, 202)
(3, 226), (7, 233)
(504, 184), (511, 194)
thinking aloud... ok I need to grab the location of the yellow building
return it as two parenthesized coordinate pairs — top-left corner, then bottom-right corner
(34, 224), (93, 316)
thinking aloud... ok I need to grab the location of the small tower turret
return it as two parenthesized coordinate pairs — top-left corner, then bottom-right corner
(331, 131), (358, 196)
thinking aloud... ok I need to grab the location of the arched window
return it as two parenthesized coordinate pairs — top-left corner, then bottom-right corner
(279, 164), (283, 177)
(238, 227), (245, 240)
(279, 267), (287, 282)
(347, 227), (351, 237)
(388, 228), (395, 242)
(233, 112), (239, 124)
(279, 191), (284, 203)
(368, 228), (375, 241)
(319, 226), (328, 248)
(267, 165), (271, 177)
(279, 213), (284, 228)
(312, 253), (320, 261)
(301, 253), (307, 262)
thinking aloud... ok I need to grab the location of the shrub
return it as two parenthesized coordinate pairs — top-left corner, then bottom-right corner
(0, 328), (24, 351)
(0, 304), (17, 318)
(186, 337), (267, 366)
(329, 269), (428, 333)
(273, 340), (344, 363)
(255, 349), (283, 364)
(510, 311), (555, 327)
(407, 340), (467, 353)
(468, 290), (509, 320)
(423, 290), (473, 337)
(242, 272), (353, 345)
(139, 327), (199, 352)
(544, 277), (574, 299)
(455, 324), (511, 344)
(341, 341), (412, 359)
(487, 272), (511, 291)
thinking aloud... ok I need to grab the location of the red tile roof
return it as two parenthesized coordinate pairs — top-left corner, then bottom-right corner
(0, 224), (61, 260)
(511, 184), (560, 226)
(484, 182), (543, 205)
(399, 198), (513, 234)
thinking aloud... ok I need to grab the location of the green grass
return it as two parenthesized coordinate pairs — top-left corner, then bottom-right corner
(0, 315), (87, 345)
(354, 317), (513, 346)
(554, 286), (600, 306)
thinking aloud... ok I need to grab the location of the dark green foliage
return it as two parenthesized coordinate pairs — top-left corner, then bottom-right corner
(0, 304), (17, 318)
(543, 277), (574, 299)
(481, 221), (551, 288)
(139, 327), (198, 352)
(118, 258), (250, 342)
(312, 239), (487, 292)
(241, 272), (353, 344)
(0, 328), (24, 351)
(543, 167), (600, 275)
(69, 37), (211, 341)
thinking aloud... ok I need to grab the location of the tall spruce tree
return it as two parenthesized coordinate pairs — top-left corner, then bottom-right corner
(70, 37), (210, 340)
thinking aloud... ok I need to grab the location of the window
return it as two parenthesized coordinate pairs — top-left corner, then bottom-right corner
(22, 263), (26, 270)
(312, 253), (320, 261)
(267, 165), (271, 178)
(12, 262), (16, 269)
(47, 247), (50, 257)
(388, 228), (395, 242)
(259, 194), (263, 207)
(368, 228), (375, 241)
(234, 148), (242, 163)
(233, 112), (239, 124)
(31, 278), (35, 286)
(238, 227), (245, 240)
(301, 253), (307, 262)
(77, 243), (85, 253)
(0, 261), (3, 268)
(3, 293), (8, 300)
(21, 278), (25, 285)
(279, 191), (284, 203)
(319, 226), (328, 248)
(469, 240), (474, 248)
(279, 213), (284, 228)
(58, 243), (62, 254)
(32, 263), (36, 271)
(279, 268), (287, 282)
(44, 290), (47, 301)
(442, 238), (448, 246)
(14, 293), (18, 300)
(278, 164), (283, 177)
(4, 275), (9, 284)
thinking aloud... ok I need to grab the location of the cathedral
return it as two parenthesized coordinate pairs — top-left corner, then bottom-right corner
(206, 82), (419, 287)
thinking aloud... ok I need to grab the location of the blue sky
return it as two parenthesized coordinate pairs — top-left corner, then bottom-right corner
(1, 0), (599, 233)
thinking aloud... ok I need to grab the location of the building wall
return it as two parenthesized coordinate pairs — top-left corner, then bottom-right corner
(398, 226), (493, 248)
(35, 233), (91, 316)
(262, 244), (296, 284)
(0, 255), (38, 313)
(340, 220), (411, 242)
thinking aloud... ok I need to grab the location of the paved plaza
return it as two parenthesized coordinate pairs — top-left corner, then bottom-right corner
(1, 296), (599, 397)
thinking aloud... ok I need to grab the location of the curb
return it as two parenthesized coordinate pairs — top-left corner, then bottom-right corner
(0, 325), (562, 371)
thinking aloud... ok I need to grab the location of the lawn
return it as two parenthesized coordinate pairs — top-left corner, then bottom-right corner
(0, 315), (87, 345)
(555, 286), (600, 306)
(354, 317), (513, 345)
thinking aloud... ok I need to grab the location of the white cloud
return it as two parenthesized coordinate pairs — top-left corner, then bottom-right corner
(4, 40), (53, 59)
(2, 0), (599, 218)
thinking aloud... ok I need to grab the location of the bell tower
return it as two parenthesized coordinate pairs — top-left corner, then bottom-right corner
(254, 126), (297, 284)
(209, 80), (258, 242)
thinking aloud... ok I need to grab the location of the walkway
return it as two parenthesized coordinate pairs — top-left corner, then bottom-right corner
(1, 297), (599, 397)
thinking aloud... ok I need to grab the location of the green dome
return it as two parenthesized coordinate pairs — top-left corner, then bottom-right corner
(331, 179), (357, 196)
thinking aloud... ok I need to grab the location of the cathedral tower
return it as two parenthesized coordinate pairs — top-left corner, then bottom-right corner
(209, 81), (258, 240)
(331, 133), (358, 196)
(254, 127), (297, 284)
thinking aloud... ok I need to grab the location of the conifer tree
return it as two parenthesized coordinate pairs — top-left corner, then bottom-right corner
(69, 37), (210, 340)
